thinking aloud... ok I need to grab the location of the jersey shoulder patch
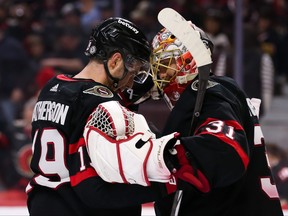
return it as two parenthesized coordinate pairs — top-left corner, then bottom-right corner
(83, 85), (114, 98)
(191, 80), (219, 91)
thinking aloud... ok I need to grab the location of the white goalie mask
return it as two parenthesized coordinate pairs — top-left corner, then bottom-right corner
(151, 25), (213, 109)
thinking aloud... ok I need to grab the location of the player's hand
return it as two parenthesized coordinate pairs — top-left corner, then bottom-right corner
(164, 144), (211, 193)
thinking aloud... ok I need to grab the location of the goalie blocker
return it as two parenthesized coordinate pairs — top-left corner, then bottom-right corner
(83, 101), (210, 193)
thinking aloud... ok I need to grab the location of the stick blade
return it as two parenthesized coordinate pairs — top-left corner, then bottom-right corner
(158, 8), (212, 67)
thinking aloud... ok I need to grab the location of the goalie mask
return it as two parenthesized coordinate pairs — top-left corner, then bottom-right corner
(151, 24), (213, 109)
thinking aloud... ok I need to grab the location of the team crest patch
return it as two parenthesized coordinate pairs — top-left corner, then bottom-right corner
(191, 80), (219, 91)
(16, 144), (33, 178)
(83, 86), (114, 98)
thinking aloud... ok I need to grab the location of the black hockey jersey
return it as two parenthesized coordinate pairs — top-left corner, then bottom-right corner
(26, 74), (161, 216)
(154, 75), (283, 216)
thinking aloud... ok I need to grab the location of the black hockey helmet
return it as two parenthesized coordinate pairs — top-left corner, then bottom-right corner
(85, 17), (151, 62)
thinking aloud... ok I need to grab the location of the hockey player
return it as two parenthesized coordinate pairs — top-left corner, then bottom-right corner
(149, 25), (284, 215)
(86, 21), (285, 216)
(26, 17), (173, 216)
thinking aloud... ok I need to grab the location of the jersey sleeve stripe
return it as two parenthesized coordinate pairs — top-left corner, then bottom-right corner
(197, 118), (250, 169)
(70, 167), (98, 186)
(69, 138), (86, 154)
(209, 132), (249, 169)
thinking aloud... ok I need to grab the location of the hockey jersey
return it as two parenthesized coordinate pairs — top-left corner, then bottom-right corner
(26, 74), (161, 216)
(154, 75), (283, 216)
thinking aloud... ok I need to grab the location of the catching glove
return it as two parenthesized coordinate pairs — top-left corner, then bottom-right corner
(83, 100), (179, 186)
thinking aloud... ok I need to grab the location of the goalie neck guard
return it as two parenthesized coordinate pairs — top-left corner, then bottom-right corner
(151, 25), (213, 109)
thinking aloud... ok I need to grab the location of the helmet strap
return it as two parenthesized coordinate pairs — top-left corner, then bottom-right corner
(103, 60), (119, 88)
(103, 50), (130, 89)
(103, 60), (130, 89)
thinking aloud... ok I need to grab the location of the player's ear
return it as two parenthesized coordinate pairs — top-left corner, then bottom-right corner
(108, 52), (125, 77)
(108, 52), (123, 69)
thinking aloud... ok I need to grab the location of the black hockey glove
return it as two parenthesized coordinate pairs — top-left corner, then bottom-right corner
(164, 143), (211, 193)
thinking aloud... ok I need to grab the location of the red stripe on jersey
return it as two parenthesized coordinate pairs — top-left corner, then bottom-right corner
(224, 120), (244, 130)
(196, 118), (244, 132)
(198, 118), (249, 169)
(70, 167), (98, 186)
(69, 138), (85, 154)
(57, 74), (78, 81)
(57, 74), (94, 82)
(207, 132), (249, 169)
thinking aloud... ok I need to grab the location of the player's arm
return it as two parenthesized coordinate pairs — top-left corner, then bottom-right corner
(75, 177), (164, 208)
(178, 102), (251, 189)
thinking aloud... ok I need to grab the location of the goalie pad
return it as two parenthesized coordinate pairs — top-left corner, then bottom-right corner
(83, 101), (178, 186)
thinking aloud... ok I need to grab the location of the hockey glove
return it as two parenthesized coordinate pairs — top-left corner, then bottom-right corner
(83, 101), (179, 186)
(164, 144), (211, 193)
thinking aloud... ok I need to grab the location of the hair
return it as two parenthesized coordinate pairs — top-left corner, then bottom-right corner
(266, 143), (287, 160)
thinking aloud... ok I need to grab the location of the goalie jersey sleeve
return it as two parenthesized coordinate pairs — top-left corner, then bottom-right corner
(155, 75), (283, 216)
(27, 74), (162, 215)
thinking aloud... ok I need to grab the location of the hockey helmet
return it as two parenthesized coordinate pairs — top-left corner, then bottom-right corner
(151, 24), (213, 109)
(85, 17), (151, 79)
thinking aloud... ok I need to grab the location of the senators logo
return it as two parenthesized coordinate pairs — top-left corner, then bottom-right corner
(16, 144), (33, 178)
(191, 80), (219, 91)
(83, 86), (114, 98)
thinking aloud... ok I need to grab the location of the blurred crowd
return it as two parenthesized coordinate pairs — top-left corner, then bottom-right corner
(0, 0), (288, 207)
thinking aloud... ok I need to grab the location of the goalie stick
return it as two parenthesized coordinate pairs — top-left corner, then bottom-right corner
(157, 8), (213, 216)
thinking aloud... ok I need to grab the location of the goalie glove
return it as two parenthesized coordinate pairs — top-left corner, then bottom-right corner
(83, 100), (179, 186)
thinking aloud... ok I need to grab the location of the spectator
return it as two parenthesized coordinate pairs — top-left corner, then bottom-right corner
(202, 8), (231, 79)
(0, 15), (34, 121)
(40, 25), (88, 75)
(266, 143), (288, 207)
(6, 1), (34, 42)
(75, 0), (102, 34)
(23, 32), (50, 95)
(130, 0), (161, 41)
(202, 8), (230, 54)
(97, 0), (114, 20)
(0, 105), (21, 190)
(24, 33), (46, 72)
(11, 97), (36, 190)
(35, 0), (65, 53)
(214, 24), (275, 116)
(60, 2), (89, 38)
(256, 5), (283, 95)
